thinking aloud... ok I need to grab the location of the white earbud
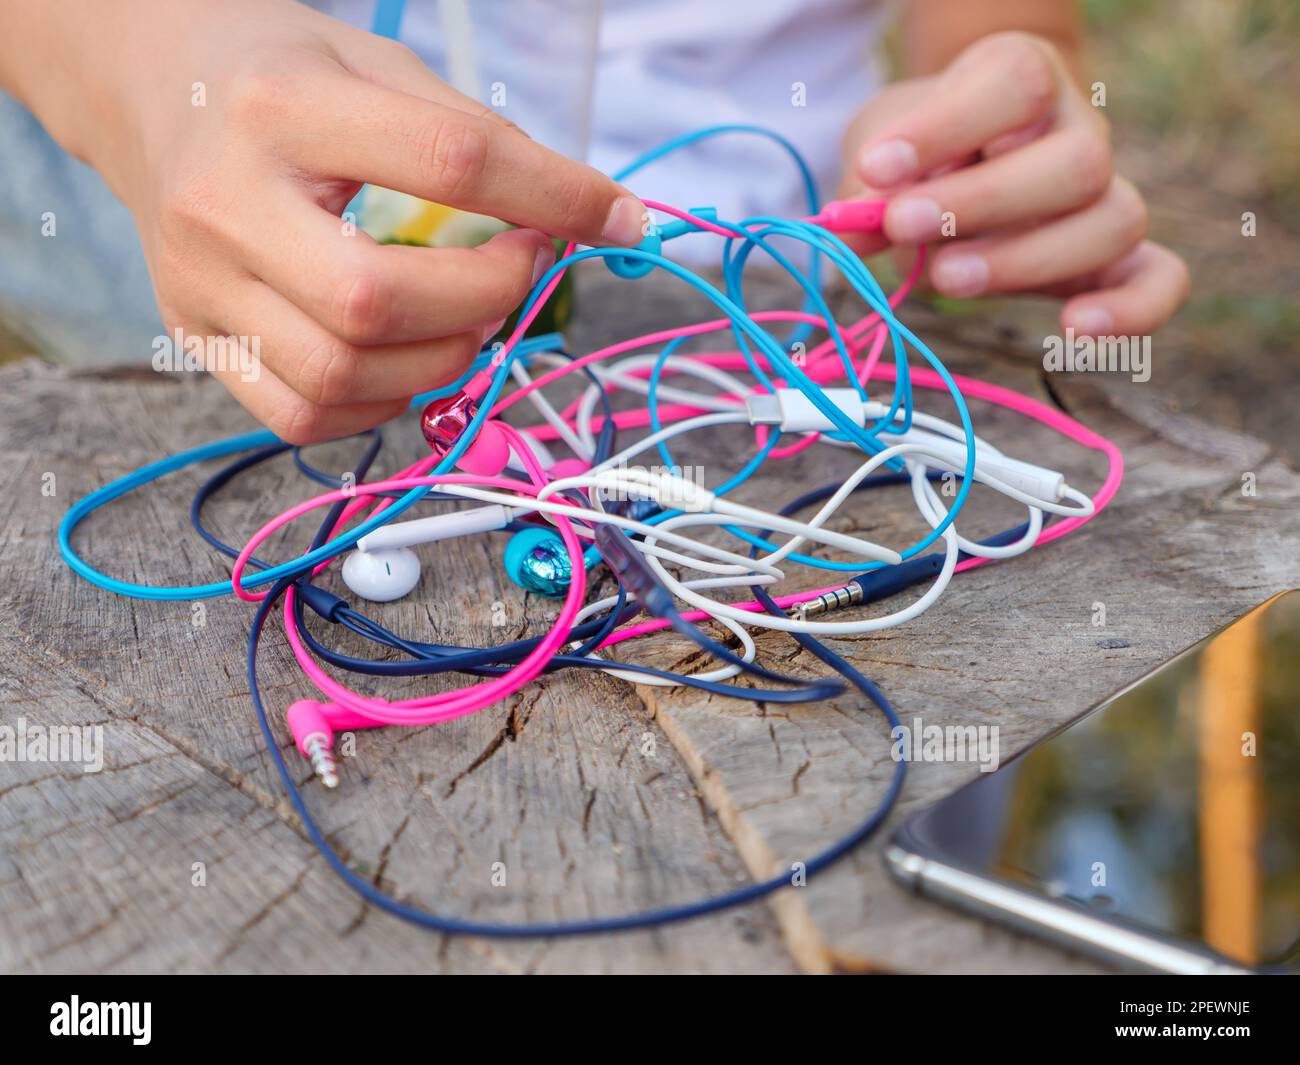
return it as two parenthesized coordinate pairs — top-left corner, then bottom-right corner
(341, 547), (422, 602)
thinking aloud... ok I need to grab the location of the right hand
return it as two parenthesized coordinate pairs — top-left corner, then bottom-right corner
(46, 0), (645, 442)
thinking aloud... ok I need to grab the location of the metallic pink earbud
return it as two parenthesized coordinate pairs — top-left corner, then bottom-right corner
(420, 372), (511, 476)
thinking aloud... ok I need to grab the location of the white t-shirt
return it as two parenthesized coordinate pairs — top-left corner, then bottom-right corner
(316, 0), (888, 219)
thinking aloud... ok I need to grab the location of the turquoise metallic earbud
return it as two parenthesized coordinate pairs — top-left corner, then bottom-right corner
(504, 527), (572, 598)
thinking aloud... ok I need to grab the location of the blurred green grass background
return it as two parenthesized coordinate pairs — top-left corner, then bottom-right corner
(1087, 0), (1300, 219)
(1087, 0), (1297, 462)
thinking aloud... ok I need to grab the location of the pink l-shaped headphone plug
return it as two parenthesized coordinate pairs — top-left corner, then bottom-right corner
(286, 700), (381, 789)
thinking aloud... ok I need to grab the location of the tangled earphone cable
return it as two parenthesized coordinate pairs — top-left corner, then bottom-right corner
(57, 121), (1123, 938)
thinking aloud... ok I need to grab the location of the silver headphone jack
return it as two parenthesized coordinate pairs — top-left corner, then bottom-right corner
(793, 583), (864, 618)
(302, 732), (340, 789)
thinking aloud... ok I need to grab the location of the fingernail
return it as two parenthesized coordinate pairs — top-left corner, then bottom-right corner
(932, 253), (989, 297)
(860, 139), (919, 187)
(888, 197), (943, 243)
(481, 317), (507, 343)
(531, 242), (555, 286)
(1068, 307), (1115, 337)
(603, 195), (647, 247)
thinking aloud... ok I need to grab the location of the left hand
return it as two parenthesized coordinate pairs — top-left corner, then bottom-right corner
(839, 31), (1189, 338)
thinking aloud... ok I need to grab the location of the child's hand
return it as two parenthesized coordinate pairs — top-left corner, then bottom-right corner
(22, 0), (643, 442)
(840, 32), (1189, 338)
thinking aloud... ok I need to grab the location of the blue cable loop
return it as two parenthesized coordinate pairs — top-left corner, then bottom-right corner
(611, 124), (824, 350)
(526, 243), (972, 504)
(56, 335), (559, 599)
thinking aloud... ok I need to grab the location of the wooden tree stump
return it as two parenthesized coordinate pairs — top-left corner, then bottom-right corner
(2, 270), (1296, 973)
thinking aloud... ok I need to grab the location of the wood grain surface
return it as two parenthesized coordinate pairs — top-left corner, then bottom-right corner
(1, 270), (1296, 973)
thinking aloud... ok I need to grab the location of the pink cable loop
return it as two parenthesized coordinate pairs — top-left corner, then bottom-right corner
(229, 469), (588, 726)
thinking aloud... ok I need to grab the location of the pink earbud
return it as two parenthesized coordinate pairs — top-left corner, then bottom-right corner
(420, 372), (511, 476)
(455, 421), (510, 476)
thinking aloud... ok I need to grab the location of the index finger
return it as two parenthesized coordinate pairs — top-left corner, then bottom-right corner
(286, 71), (646, 247)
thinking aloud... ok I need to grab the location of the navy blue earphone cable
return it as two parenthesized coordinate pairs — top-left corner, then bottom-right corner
(244, 506), (909, 935)
(230, 426), (911, 936)
(294, 594), (842, 703)
(246, 572), (906, 937)
(208, 443), (1032, 937)
(192, 405), (1046, 936)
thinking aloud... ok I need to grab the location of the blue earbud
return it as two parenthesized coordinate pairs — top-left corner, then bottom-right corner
(504, 527), (572, 597)
(605, 228), (662, 280)
(604, 208), (720, 280)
